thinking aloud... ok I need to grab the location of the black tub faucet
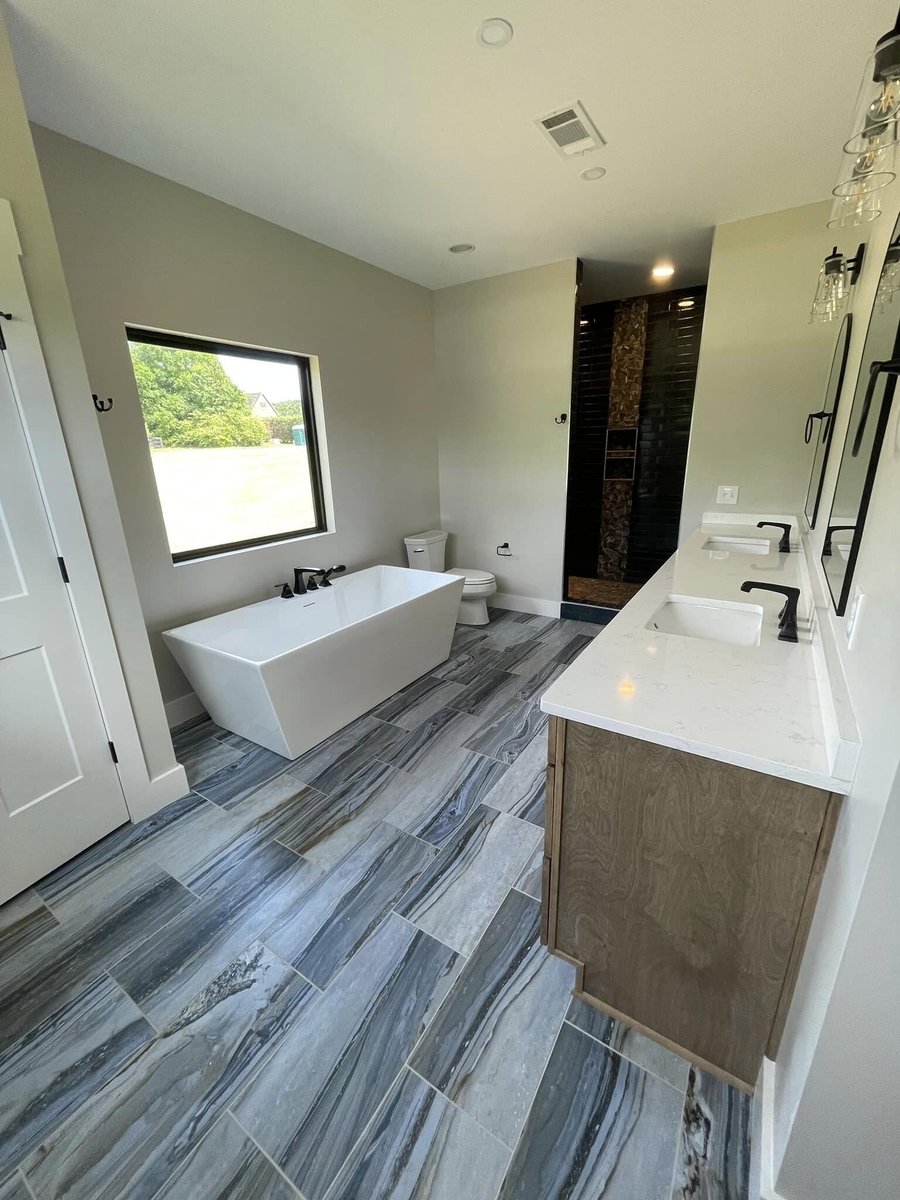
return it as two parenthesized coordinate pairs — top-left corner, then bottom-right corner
(740, 581), (801, 643)
(293, 567), (322, 595)
(757, 521), (792, 553)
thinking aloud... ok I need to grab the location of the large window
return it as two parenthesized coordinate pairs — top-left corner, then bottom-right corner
(126, 329), (326, 561)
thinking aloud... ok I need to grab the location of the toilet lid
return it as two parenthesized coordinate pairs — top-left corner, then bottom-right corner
(446, 567), (496, 585)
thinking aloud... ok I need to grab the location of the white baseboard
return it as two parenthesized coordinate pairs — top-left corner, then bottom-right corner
(490, 593), (561, 618)
(759, 1058), (787, 1200)
(165, 690), (205, 729)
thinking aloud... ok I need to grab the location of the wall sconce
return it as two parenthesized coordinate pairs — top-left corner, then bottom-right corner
(829, 9), (900, 228)
(876, 235), (900, 309)
(810, 244), (865, 323)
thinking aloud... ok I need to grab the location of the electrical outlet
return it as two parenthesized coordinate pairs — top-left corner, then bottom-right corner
(845, 586), (865, 648)
(716, 485), (739, 505)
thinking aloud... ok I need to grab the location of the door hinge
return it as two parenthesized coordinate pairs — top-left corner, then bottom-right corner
(58, 556), (70, 583)
(108, 741), (119, 764)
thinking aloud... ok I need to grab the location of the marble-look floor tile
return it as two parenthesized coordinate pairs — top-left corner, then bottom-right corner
(290, 714), (405, 789)
(0, 890), (57, 961)
(379, 707), (483, 779)
(553, 630), (595, 666)
(264, 822), (434, 988)
(153, 1113), (299, 1200)
(22, 943), (315, 1200)
(483, 729), (548, 825)
(397, 806), (541, 956)
(111, 840), (320, 1028)
(672, 1067), (751, 1200)
(513, 847), (543, 899)
(0, 864), (196, 1055)
(0, 1172), (30, 1200)
(324, 1068), (509, 1200)
(193, 744), (292, 809)
(233, 913), (461, 1200)
(462, 698), (547, 765)
(497, 1021), (684, 1200)
(386, 750), (508, 848)
(490, 636), (546, 673)
(446, 668), (520, 716)
(170, 715), (224, 754)
(565, 997), (689, 1091)
(411, 888), (573, 1148)
(33, 791), (205, 918)
(300, 762), (421, 871)
(512, 655), (569, 702)
(432, 644), (502, 683)
(370, 674), (466, 730)
(0, 974), (154, 1176)
(180, 736), (246, 788)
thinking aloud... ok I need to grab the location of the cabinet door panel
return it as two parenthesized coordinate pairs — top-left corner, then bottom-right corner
(554, 722), (830, 1087)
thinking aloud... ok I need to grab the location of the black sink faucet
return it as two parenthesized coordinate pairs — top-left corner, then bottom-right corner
(740, 581), (801, 643)
(823, 524), (855, 557)
(757, 521), (792, 553)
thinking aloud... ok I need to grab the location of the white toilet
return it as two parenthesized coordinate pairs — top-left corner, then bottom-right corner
(404, 530), (497, 625)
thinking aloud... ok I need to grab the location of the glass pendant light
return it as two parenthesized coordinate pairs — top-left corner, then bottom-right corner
(876, 237), (900, 309)
(810, 245), (865, 323)
(830, 8), (900, 228)
(810, 249), (849, 322)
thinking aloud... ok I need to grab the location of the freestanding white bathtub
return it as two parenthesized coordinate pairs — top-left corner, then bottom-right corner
(163, 565), (464, 759)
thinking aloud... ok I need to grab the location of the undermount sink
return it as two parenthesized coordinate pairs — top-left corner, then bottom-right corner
(701, 536), (770, 555)
(646, 596), (763, 647)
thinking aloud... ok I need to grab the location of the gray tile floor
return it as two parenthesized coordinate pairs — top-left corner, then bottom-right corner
(0, 611), (751, 1199)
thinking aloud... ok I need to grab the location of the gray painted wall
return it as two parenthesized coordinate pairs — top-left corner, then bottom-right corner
(33, 126), (440, 711)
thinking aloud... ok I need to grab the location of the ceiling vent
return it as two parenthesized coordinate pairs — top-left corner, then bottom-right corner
(535, 102), (605, 158)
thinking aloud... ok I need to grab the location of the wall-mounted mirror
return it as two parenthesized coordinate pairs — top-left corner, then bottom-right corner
(804, 314), (852, 529)
(823, 216), (900, 614)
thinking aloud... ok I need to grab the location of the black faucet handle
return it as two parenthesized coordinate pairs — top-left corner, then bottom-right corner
(756, 521), (792, 553)
(275, 583), (294, 599)
(739, 581), (801, 642)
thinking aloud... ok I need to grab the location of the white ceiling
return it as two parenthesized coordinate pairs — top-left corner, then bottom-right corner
(6, 0), (893, 298)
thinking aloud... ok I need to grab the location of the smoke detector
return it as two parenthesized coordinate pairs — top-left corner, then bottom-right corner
(535, 102), (605, 159)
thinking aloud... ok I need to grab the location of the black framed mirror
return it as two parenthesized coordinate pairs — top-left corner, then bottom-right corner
(804, 313), (852, 528)
(823, 216), (900, 614)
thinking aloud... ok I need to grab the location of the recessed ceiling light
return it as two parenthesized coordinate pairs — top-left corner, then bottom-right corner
(580, 166), (606, 181)
(449, 243), (476, 254)
(476, 17), (513, 48)
(651, 263), (675, 281)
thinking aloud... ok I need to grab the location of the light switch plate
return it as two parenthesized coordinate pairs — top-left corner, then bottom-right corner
(716, 485), (740, 505)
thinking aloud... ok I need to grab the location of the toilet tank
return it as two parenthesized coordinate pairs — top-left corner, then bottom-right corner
(404, 529), (447, 572)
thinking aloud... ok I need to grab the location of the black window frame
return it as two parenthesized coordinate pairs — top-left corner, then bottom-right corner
(126, 327), (327, 563)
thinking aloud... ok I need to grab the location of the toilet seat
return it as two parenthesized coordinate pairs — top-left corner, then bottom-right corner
(446, 567), (496, 587)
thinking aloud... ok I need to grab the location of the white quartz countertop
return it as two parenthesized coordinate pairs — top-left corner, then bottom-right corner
(540, 525), (856, 794)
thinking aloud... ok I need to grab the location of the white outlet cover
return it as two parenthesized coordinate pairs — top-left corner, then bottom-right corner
(717, 485), (739, 504)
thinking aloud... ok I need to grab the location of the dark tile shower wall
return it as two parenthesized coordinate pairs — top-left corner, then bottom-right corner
(563, 285), (707, 603)
(625, 288), (707, 584)
(564, 306), (615, 579)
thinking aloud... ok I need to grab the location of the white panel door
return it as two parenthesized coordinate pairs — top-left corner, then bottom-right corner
(0, 347), (128, 902)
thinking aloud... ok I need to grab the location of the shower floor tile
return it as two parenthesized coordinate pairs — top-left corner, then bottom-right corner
(0, 611), (750, 1199)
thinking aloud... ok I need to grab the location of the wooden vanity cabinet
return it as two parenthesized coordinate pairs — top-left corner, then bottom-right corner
(542, 716), (841, 1091)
